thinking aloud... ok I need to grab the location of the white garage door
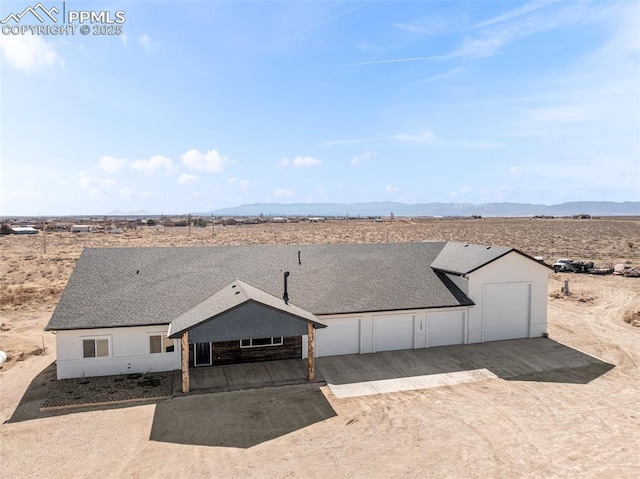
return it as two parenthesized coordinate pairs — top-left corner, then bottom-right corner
(315, 318), (360, 357)
(483, 283), (531, 341)
(374, 315), (415, 352)
(428, 311), (465, 347)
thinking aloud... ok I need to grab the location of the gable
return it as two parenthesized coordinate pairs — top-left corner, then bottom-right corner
(466, 250), (551, 282)
(177, 301), (315, 342)
(168, 279), (325, 339)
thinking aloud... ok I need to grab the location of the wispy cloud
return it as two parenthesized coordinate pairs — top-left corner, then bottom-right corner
(325, 130), (500, 150)
(98, 156), (128, 174)
(351, 150), (372, 166)
(228, 177), (250, 189)
(355, 0), (583, 66)
(351, 53), (468, 66)
(250, 1), (373, 56)
(138, 33), (160, 51)
(393, 16), (449, 36)
(131, 155), (173, 175)
(275, 155), (322, 168)
(449, 184), (473, 200)
(473, 0), (556, 29)
(0, 33), (64, 72)
(181, 149), (231, 172)
(177, 174), (199, 185)
(119, 188), (152, 200)
(274, 188), (295, 197)
(138, 34), (151, 49)
(324, 130), (437, 146)
(385, 184), (402, 194)
(390, 130), (437, 142)
(77, 173), (116, 197)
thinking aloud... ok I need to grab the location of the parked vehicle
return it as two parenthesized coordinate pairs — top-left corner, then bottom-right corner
(589, 265), (614, 275)
(570, 260), (595, 273)
(553, 259), (573, 272)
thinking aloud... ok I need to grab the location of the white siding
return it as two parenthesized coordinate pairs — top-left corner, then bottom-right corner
(446, 273), (469, 295)
(466, 251), (549, 343)
(55, 326), (181, 379)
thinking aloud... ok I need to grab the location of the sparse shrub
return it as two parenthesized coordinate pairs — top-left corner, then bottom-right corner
(623, 310), (640, 327)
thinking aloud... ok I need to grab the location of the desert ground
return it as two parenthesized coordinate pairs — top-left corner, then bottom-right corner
(1, 217), (639, 478)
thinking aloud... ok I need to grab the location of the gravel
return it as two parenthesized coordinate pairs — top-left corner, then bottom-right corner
(42, 371), (175, 409)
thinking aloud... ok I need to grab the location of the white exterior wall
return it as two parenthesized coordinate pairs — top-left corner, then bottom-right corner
(466, 252), (549, 343)
(446, 273), (469, 295)
(55, 325), (181, 379)
(313, 307), (470, 358)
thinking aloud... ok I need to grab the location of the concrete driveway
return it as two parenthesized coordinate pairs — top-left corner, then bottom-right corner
(316, 337), (614, 398)
(183, 337), (612, 398)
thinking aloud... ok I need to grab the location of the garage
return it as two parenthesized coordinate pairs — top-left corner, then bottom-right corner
(427, 311), (465, 347)
(315, 317), (360, 356)
(483, 283), (531, 341)
(374, 314), (415, 352)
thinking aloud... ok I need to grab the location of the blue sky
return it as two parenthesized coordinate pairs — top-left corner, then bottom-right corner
(1, 0), (638, 215)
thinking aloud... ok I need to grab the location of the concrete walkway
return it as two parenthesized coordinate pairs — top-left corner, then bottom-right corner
(326, 369), (498, 398)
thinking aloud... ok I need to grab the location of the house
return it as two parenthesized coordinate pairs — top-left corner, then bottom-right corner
(45, 242), (551, 389)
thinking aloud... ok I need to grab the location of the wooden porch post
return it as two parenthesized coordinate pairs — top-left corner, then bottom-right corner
(181, 331), (189, 393)
(307, 323), (315, 381)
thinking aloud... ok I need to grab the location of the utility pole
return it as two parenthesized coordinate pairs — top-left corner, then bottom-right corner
(43, 220), (47, 254)
(211, 213), (215, 237)
(188, 214), (191, 237)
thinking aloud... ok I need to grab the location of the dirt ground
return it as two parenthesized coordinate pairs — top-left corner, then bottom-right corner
(1, 219), (639, 478)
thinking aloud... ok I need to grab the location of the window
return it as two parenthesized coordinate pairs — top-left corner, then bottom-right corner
(240, 337), (283, 348)
(82, 338), (109, 358)
(149, 334), (175, 354)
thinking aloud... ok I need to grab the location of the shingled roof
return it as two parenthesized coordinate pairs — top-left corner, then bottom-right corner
(46, 242), (491, 331)
(430, 242), (513, 275)
(167, 279), (326, 338)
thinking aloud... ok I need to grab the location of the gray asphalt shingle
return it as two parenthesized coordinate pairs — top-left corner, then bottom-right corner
(430, 241), (513, 275)
(167, 279), (326, 338)
(46, 242), (480, 331)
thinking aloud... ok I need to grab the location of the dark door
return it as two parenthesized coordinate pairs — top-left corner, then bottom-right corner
(194, 342), (212, 366)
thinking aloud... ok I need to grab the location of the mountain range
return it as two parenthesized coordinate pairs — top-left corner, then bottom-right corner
(205, 201), (639, 217)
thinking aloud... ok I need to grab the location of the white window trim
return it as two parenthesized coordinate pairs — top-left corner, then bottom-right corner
(81, 336), (111, 359)
(240, 337), (284, 348)
(148, 333), (176, 355)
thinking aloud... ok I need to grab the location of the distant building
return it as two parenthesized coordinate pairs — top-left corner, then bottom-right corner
(11, 226), (38, 235)
(71, 225), (92, 233)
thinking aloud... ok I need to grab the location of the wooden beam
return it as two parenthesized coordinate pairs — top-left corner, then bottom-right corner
(307, 323), (315, 381)
(181, 332), (189, 393)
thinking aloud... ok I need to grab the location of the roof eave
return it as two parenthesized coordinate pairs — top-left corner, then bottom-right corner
(168, 298), (326, 339)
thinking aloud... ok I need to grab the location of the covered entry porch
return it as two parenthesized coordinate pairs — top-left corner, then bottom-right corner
(168, 279), (326, 393)
(180, 357), (327, 394)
